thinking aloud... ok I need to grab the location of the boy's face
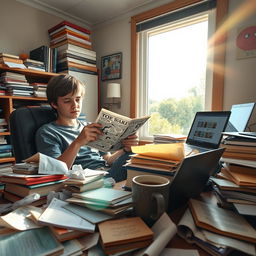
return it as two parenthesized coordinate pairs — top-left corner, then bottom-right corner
(51, 85), (85, 120)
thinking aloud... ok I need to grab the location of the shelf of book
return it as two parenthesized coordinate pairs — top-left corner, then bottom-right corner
(0, 66), (56, 165)
(0, 64), (58, 79)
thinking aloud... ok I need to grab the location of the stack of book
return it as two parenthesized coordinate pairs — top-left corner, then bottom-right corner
(64, 173), (105, 193)
(1, 173), (67, 206)
(0, 144), (13, 159)
(153, 133), (187, 144)
(30, 82), (47, 98)
(0, 71), (33, 97)
(23, 58), (45, 71)
(211, 163), (256, 209)
(0, 53), (26, 69)
(66, 187), (133, 217)
(177, 198), (256, 256)
(124, 153), (181, 189)
(48, 21), (97, 75)
(0, 117), (8, 132)
(221, 132), (256, 161)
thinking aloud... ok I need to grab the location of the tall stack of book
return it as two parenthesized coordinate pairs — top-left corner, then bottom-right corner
(213, 132), (256, 214)
(48, 21), (97, 75)
(0, 71), (33, 97)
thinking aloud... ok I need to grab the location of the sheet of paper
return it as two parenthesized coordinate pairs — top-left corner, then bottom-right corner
(0, 206), (41, 230)
(131, 143), (184, 161)
(160, 248), (199, 256)
(134, 212), (177, 256)
(24, 152), (69, 174)
(39, 153), (68, 174)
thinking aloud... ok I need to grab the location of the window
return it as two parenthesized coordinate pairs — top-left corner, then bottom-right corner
(130, 0), (228, 141)
(138, 12), (213, 140)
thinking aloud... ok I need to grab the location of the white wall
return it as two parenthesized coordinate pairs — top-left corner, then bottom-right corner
(93, 0), (256, 123)
(224, 0), (256, 109)
(0, 0), (63, 56)
(93, 18), (131, 116)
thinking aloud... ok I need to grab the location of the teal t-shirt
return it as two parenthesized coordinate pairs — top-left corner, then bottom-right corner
(35, 121), (107, 169)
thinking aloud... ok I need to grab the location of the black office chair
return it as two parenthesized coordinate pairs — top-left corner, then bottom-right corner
(9, 106), (57, 163)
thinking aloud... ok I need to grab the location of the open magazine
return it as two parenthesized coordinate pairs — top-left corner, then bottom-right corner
(87, 108), (150, 152)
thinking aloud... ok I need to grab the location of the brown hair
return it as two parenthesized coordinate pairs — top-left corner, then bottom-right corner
(46, 74), (85, 105)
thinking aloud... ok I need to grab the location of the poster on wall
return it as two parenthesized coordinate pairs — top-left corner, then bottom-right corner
(101, 52), (122, 81)
(236, 25), (256, 59)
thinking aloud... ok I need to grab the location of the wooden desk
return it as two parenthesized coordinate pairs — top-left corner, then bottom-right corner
(115, 181), (215, 256)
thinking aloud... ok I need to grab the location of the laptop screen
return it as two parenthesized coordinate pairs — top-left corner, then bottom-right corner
(186, 111), (231, 149)
(225, 102), (255, 132)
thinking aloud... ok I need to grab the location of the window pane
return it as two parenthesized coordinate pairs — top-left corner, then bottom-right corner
(147, 18), (208, 136)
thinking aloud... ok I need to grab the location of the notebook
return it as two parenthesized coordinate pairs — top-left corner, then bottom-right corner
(225, 102), (255, 132)
(168, 147), (225, 212)
(185, 111), (231, 153)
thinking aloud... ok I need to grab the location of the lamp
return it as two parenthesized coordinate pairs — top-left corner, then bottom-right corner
(106, 83), (121, 109)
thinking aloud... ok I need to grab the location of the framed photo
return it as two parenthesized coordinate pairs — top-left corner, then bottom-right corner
(101, 52), (122, 81)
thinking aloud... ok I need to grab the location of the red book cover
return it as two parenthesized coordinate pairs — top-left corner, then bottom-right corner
(0, 174), (67, 185)
(48, 21), (91, 35)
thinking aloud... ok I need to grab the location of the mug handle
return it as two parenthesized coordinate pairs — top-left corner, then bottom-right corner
(150, 192), (165, 220)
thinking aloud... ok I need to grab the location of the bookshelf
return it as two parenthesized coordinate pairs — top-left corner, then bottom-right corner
(0, 64), (58, 164)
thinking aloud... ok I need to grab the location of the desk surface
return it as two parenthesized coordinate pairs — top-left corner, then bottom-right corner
(114, 181), (215, 256)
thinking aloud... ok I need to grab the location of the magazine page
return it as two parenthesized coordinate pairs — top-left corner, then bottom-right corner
(87, 109), (150, 152)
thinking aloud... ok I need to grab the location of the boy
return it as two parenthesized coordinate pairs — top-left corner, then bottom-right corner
(36, 74), (138, 182)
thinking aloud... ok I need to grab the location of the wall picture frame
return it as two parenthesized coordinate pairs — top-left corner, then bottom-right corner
(101, 52), (122, 81)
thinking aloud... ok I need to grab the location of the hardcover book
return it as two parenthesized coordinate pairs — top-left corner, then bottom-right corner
(98, 217), (153, 255)
(29, 45), (49, 72)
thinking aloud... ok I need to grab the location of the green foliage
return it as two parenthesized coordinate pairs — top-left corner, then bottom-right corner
(149, 87), (204, 135)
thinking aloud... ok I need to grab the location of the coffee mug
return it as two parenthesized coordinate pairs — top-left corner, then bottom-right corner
(132, 175), (170, 225)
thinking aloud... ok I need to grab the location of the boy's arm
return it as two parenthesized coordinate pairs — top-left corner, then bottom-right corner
(103, 134), (138, 165)
(58, 123), (103, 169)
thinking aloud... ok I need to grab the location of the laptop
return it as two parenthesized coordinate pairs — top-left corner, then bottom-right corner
(185, 111), (231, 153)
(225, 102), (255, 132)
(168, 147), (225, 212)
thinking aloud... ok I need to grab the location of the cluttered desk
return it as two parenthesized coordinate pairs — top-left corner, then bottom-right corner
(0, 137), (255, 256)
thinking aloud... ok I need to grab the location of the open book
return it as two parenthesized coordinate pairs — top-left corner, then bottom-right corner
(87, 108), (150, 152)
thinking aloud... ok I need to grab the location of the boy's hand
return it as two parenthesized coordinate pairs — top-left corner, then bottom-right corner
(76, 123), (102, 146)
(122, 134), (138, 152)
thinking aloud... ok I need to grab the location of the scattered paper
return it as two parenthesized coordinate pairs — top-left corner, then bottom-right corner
(25, 152), (69, 175)
(0, 206), (41, 230)
(134, 212), (177, 256)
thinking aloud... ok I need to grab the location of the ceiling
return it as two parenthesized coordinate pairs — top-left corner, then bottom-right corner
(16, 0), (172, 29)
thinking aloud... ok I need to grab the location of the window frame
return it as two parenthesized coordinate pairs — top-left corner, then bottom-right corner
(130, 0), (229, 119)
